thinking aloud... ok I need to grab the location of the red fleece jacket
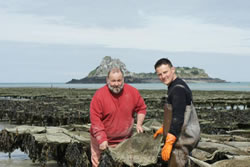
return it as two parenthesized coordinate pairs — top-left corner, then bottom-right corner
(90, 84), (147, 144)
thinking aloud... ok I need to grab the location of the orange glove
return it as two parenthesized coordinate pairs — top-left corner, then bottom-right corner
(153, 126), (163, 138)
(161, 133), (176, 161)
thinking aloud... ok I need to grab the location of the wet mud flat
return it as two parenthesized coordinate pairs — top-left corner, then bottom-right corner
(0, 88), (250, 166)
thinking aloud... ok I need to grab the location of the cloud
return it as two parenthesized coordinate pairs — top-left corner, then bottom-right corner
(1, 0), (250, 83)
(2, 0), (250, 29)
(1, 9), (250, 55)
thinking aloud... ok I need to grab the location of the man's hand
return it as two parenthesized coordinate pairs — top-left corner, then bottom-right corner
(153, 126), (163, 138)
(136, 124), (144, 133)
(99, 141), (108, 150)
(161, 133), (176, 161)
(136, 113), (145, 133)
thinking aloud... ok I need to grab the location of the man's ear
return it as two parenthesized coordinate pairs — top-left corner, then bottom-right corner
(106, 77), (109, 84)
(171, 67), (175, 73)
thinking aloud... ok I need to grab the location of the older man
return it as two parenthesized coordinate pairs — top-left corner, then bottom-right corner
(90, 67), (147, 167)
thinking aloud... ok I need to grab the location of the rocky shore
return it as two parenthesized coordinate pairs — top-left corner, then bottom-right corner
(0, 88), (250, 166)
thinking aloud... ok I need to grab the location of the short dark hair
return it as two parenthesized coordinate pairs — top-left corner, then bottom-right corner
(154, 58), (173, 70)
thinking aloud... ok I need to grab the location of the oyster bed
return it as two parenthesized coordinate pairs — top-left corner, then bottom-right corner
(0, 88), (250, 166)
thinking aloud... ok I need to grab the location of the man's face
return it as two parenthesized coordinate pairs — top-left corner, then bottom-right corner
(155, 64), (176, 86)
(107, 71), (124, 94)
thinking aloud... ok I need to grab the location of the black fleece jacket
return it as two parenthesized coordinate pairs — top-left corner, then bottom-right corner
(167, 77), (192, 138)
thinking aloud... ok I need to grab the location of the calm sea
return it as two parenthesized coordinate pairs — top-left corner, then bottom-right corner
(0, 82), (250, 91)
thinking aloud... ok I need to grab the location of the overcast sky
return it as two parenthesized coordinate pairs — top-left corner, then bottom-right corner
(1, 0), (250, 82)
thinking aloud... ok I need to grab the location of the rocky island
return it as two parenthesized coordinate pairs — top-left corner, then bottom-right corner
(67, 56), (226, 84)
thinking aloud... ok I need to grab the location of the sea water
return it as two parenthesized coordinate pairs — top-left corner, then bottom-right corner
(0, 82), (250, 91)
